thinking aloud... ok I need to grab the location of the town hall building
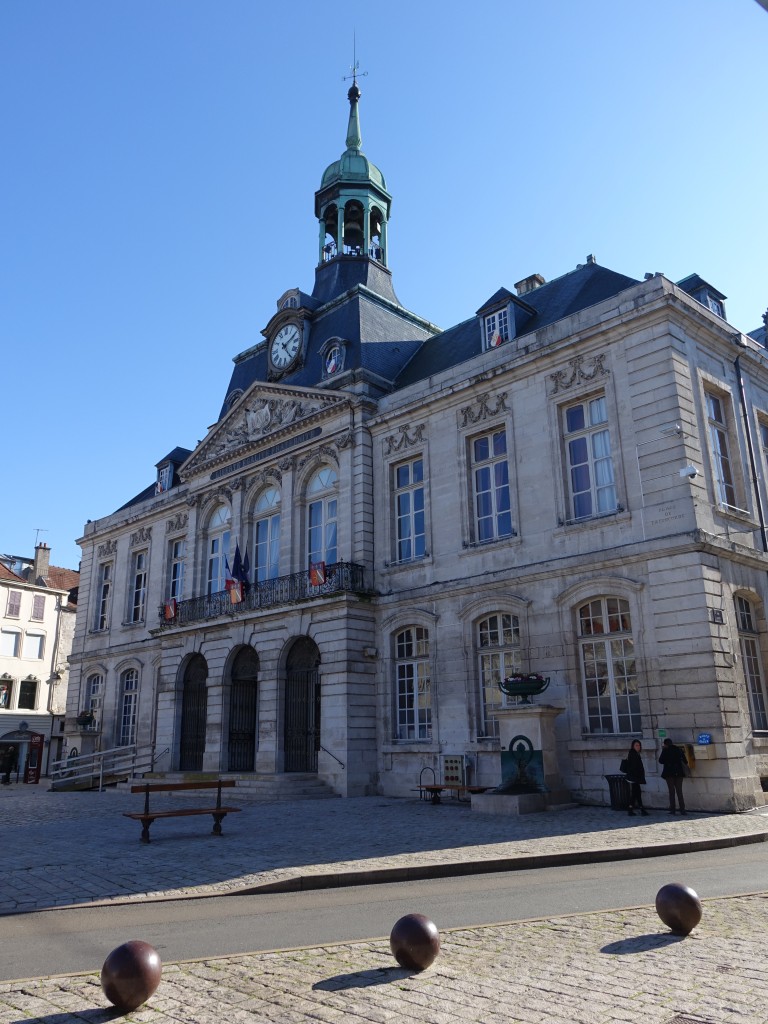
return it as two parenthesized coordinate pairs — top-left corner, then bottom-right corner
(67, 80), (768, 811)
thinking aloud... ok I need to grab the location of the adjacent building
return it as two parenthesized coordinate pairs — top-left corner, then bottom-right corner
(67, 82), (768, 811)
(1, 544), (78, 777)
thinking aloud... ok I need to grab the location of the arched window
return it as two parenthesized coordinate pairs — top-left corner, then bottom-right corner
(307, 467), (337, 567)
(118, 668), (139, 746)
(87, 672), (103, 727)
(735, 595), (768, 731)
(394, 626), (431, 741)
(254, 488), (281, 582)
(477, 613), (521, 738)
(206, 506), (231, 595)
(578, 597), (639, 734)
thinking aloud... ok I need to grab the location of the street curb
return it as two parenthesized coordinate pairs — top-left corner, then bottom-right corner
(231, 830), (768, 896)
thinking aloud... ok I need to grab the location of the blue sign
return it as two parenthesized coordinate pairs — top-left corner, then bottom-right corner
(697, 733), (712, 745)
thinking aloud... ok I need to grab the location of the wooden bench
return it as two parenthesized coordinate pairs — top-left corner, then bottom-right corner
(417, 784), (489, 805)
(124, 779), (241, 843)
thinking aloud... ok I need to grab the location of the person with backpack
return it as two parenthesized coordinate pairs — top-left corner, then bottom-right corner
(659, 738), (688, 814)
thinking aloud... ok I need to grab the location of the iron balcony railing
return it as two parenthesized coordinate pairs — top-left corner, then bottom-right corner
(159, 561), (370, 628)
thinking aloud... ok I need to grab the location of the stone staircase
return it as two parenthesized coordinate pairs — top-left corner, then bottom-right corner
(121, 771), (339, 801)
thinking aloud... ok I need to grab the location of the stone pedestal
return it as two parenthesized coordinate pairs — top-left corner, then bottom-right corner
(472, 704), (568, 816)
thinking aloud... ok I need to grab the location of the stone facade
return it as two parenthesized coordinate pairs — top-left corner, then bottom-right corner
(67, 89), (768, 811)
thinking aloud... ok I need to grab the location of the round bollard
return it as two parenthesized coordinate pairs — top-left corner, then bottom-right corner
(389, 913), (440, 971)
(655, 882), (703, 935)
(101, 940), (162, 1011)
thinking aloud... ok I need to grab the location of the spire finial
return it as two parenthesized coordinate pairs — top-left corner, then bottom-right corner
(341, 37), (366, 150)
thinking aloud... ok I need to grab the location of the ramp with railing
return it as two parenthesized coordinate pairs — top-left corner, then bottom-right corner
(49, 744), (166, 791)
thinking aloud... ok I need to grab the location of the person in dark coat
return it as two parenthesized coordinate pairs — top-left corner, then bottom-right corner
(659, 737), (688, 814)
(625, 739), (649, 816)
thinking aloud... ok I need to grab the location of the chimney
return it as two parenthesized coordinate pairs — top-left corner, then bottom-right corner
(33, 543), (51, 584)
(514, 273), (546, 297)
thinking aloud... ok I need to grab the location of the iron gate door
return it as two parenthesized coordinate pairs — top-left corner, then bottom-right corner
(179, 657), (207, 771)
(284, 668), (320, 772)
(228, 678), (257, 771)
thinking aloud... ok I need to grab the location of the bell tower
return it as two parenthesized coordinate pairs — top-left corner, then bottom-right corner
(314, 79), (392, 269)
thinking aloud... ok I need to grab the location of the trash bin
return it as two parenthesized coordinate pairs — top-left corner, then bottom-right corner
(605, 773), (631, 810)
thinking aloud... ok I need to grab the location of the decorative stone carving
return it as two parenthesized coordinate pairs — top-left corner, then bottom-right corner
(384, 424), (425, 455)
(277, 456), (296, 472)
(97, 539), (117, 558)
(210, 396), (324, 457)
(297, 446), (339, 471)
(549, 354), (609, 395)
(199, 487), (233, 511)
(166, 512), (189, 534)
(130, 526), (152, 547)
(459, 392), (508, 427)
(335, 430), (355, 450)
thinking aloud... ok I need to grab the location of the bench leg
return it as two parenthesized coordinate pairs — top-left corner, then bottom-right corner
(211, 812), (226, 836)
(140, 818), (153, 844)
(430, 791), (441, 805)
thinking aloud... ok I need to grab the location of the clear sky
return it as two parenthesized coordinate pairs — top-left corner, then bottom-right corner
(2, 1), (766, 571)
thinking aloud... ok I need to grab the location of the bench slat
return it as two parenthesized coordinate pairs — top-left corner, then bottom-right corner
(124, 807), (241, 820)
(129, 780), (237, 793)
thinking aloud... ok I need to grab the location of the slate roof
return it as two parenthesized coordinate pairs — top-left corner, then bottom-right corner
(749, 325), (767, 349)
(115, 446), (194, 513)
(394, 261), (640, 389)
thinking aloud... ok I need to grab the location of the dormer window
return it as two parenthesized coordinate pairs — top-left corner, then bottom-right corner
(484, 308), (509, 350)
(156, 463), (173, 494)
(677, 274), (727, 321)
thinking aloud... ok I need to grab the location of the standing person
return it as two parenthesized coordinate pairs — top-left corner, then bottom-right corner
(659, 738), (688, 814)
(625, 739), (649, 816)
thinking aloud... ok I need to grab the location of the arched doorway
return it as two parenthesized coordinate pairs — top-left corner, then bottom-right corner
(228, 647), (259, 772)
(283, 637), (320, 773)
(179, 655), (207, 771)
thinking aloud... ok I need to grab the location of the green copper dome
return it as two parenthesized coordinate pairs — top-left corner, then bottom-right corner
(320, 84), (387, 191)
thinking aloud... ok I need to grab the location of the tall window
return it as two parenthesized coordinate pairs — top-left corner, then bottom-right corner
(706, 392), (737, 507)
(31, 594), (45, 621)
(564, 396), (616, 521)
(130, 551), (148, 623)
(0, 630), (20, 657)
(18, 677), (37, 710)
(477, 613), (521, 738)
(118, 668), (139, 746)
(22, 632), (44, 660)
(484, 308), (509, 349)
(206, 506), (231, 595)
(395, 626), (431, 740)
(0, 678), (11, 708)
(394, 457), (425, 562)
(6, 591), (21, 618)
(254, 488), (281, 581)
(307, 467), (338, 566)
(471, 428), (512, 542)
(735, 596), (768, 732)
(94, 562), (112, 631)
(168, 538), (186, 601)
(87, 672), (103, 722)
(578, 597), (640, 733)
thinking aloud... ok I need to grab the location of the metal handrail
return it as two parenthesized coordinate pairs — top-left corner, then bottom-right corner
(319, 745), (345, 769)
(50, 743), (162, 791)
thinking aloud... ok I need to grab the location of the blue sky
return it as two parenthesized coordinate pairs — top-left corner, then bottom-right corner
(2, 1), (766, 570)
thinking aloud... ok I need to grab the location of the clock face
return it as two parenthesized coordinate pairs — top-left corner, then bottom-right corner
(270, 324), (301, 370)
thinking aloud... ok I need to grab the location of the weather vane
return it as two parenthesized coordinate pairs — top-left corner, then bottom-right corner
(343, 34), (367, 86)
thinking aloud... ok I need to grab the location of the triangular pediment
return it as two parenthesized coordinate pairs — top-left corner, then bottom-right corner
(181, 381), (348, 478)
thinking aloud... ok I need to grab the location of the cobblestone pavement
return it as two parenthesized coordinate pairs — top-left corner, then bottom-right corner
(2, 782), (768, 915)
(3, 893), (768, 1023)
